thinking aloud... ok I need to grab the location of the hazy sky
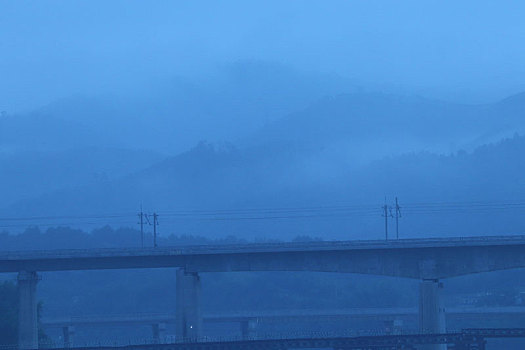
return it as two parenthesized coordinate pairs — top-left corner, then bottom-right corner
(2, 0), (525, 112)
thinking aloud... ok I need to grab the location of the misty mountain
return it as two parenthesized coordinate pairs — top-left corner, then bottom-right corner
(0, 148), (163, 207)
(489, 92), (525, 128)
(0, 61), (359, 206)
(5, 130), (525, 240)
(0, 113), (106, 154)
(3, 76), (525, 239)
(5, 88), (523, 165)
(247, 92), (525, 161)
(2, 61), (358, 155)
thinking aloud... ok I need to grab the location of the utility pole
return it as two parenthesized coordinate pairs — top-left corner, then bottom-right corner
(382, 199), (390, 240)
(395, 197), (401, 239)
(138, 205), (144, 248)
(144, 213), (151, 245)
(153, 213), (159, 248)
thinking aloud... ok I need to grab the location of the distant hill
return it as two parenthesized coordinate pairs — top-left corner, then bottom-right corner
(0, 61), (359, 206)
(0, 147), (163, 207)
(1, 61), (358, 155)
(0, 113), (107, 153)
(3, 69), (525, 239)
(245, 92), (522, 160)
(4, 133), (525, 240)
(493, 91), (525, 115)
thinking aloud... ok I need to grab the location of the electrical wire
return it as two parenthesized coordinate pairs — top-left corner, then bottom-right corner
(3, 199), (525, 229)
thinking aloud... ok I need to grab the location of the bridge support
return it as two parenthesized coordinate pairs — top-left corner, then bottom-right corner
(18, 271), (40, 350)
(62, 326), (74, 348)
(384, 319), (403, 335)
(419, 279), (446, 350)
(240, 318), (257, 340)
(176, 268), (202, 341)
(152, 323), (166, 344)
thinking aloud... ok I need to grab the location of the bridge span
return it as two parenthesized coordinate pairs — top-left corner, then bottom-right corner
(37, 328), (525, 350)
(5, 235), (525, 350)
(42, 306), (525, 346)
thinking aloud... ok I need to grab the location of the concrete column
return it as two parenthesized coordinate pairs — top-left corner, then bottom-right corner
(175, 268), (202, 341)
(419, 279), (446, 350)
(152, 323), (166, 344)
(240, 318), (257, 340)
(62, 326), (75, 348)
(18, 271), (40, 350)
(384, 319), (403, 335)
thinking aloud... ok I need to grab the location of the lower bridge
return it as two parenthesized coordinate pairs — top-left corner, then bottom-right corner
(41, 307), (525, 345)
(38, 328), (525, 350)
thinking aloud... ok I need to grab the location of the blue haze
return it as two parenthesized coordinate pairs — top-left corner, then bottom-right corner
(2, 3), (525, 348)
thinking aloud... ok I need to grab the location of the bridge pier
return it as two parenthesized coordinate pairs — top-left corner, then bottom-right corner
(419, 279), (446, 350)
(62, 326), (74, 348)
(176, 268), (202, 341)
(384, 319), (403, 335)
(152, 323), (166, 344)
(18, 271), (40, 350)
(240, 318), (257, 340)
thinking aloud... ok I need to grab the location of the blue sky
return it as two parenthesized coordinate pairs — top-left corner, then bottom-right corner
(1, 0), (525, 112)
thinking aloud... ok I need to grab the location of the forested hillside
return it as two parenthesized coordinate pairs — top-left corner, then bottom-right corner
(4, 133), (525, 241)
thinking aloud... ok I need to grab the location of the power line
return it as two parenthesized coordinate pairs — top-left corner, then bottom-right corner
(156, 204), (380, 216)
(2, 200), (525, 222)
(4, 199), (525, 229)
(0, 221), (135, 229)
(193, 212), (379, 221)
(0, 213), (134, 222)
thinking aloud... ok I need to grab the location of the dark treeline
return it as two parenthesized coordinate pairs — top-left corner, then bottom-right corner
(0, 225), (252, 251)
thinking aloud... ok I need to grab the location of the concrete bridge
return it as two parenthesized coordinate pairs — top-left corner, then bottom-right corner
(5, 235), (525, 350)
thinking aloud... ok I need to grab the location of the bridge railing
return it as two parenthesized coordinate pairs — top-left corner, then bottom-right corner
(4, 233), (525, 259)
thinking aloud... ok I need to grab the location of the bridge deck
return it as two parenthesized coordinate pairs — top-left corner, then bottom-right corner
(2, 235), (525, 278)
(41, 306), (525, 328)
